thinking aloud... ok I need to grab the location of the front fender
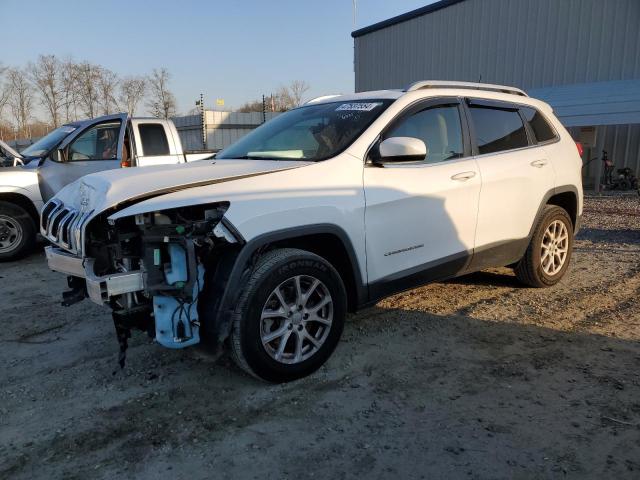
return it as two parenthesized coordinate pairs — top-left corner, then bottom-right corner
(0, 169), (42, 206)
(199, 223), (367, 349)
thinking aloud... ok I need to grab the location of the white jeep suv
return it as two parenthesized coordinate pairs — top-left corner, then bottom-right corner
(43, 81), (583, 382)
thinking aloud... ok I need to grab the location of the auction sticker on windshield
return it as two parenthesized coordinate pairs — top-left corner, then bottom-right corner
(335, 102), (382, 112)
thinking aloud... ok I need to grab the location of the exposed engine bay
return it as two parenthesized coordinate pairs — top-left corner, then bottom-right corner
(71, 202), (242, 367)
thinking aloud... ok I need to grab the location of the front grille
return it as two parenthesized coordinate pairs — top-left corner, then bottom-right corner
(40, 199), (93, 255)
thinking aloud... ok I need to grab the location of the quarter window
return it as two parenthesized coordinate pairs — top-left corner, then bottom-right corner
(139, 124), (170, 156)
(469, 106), (529, 155)
(521, 107), (557, 143)
(67, 121), (121, 161)
(384, 104), (464, 163)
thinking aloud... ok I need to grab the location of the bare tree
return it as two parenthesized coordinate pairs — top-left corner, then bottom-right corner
(288, 80), (310, 107)
(60, 58), (80, 122)
(7, 68), (33, 137)
(272, 81), (311, 111)
(146, 68), (177, 119)
(97, 67), (119, 115)
(239, 81), (311, 113)
(28, 54), (63, 128)
(0, 64), (12, 121)
(119, 76), (146, 115)
(75, 61), (101, 118)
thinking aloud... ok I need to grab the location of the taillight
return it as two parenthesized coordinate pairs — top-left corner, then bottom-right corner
(120, 159), (131, 168)
(575, 142), (584, 157)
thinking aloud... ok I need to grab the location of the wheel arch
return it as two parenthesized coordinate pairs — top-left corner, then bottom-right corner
(546, 187), (578, 232)
(201, 224), (366, 349)
(527, 185), (579, 239)
(0, 192), (39, 227)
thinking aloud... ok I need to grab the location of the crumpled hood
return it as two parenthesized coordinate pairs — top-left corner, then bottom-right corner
(53, 159), (311, 215)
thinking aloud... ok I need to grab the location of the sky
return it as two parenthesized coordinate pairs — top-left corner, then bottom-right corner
(1, 0), (433, 115)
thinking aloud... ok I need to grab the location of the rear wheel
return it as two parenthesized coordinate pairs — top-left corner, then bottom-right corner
(0, 201), (36, 261)
(514, 205), (573, 287)
(230, 248), (346, 382)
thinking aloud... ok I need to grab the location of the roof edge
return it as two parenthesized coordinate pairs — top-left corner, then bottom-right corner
(351, 0), (468, 38)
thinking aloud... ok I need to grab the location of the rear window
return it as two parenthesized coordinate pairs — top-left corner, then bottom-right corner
(139, 124), (170, 156)
(469, 105), (529, 155)
(521, 107), (558, 143)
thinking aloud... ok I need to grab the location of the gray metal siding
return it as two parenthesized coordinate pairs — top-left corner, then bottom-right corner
(354, 0), (640, 92)
(173, 111), (281, 151)
(573, 124), (640, 189)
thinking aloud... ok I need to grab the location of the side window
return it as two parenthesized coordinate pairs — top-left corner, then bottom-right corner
(67, 121), (121, 161)
(468, 105), (529, 155)
(384, 104), (464, 163)
(139, 124), (170, 156)
(521, 107), (557, 143)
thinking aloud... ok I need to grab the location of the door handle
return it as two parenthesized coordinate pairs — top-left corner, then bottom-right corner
(450, 171), (476, 181)
(530, 159), (548, 168)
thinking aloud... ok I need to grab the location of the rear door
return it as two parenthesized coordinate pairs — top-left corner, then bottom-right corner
(465, 98), (556, 269)
(38, 114), (127, 202)
(130, 119), (183, 166)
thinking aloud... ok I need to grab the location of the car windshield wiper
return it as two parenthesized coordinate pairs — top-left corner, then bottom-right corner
(234, 155), (305, 161)
(236, 155), (274, 160)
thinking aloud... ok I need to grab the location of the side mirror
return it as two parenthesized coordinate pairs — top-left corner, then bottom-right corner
(376, 137), (427, 164)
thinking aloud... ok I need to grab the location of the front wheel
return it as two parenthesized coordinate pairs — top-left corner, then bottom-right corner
(514, 205), (574, 287)
(230, 248), (346, 382)
(0, 201), (36, 262)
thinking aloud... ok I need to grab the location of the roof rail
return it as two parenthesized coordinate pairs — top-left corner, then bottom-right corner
(305, 94), (342, 105)
(404, 80), (528, 97)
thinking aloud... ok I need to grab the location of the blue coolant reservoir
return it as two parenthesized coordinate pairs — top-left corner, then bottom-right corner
(164, 243), (188, 285)
(153, 244), (204, 349)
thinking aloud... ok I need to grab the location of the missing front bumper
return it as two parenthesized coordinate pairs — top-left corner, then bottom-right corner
(45, 246), (144, 305)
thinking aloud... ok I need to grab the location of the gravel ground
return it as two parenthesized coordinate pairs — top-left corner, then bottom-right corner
(1, 194), (639, 479)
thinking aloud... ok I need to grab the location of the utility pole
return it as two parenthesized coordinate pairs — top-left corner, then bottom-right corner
(353, 0), (357, 28)
(199, 93), (206, 150)
(262, 94), (266, 123)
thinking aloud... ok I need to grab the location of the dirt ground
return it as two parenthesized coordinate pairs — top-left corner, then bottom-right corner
(1, 194), (639, 480)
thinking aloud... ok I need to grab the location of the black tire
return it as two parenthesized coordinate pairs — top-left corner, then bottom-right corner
(514, 205), (574, 288)
(0, 201), (36, 262)
(229, 248), (347, 382)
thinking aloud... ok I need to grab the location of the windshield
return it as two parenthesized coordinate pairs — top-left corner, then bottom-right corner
(217, 99), (393, 161)
(20, 125), (77, 157)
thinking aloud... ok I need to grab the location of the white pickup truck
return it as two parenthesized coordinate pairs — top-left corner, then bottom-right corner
(0, 113), (213, 260)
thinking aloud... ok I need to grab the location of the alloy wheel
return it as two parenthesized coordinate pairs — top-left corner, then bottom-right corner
(260, 275), (333, 364)
(540, 219), (569, 276)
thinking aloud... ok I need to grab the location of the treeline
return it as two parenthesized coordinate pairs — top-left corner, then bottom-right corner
(0, 55), (177, 139)
(237, 80), (311, 113)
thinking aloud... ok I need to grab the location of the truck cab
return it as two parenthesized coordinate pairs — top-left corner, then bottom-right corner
(0, 113), (214, 261)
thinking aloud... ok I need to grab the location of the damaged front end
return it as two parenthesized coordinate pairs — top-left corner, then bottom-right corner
(49, 201), (243, 365)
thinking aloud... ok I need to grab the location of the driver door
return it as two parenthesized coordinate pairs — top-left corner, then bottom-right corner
(38, 114), (127, 202)
(363, 98), (481, 297)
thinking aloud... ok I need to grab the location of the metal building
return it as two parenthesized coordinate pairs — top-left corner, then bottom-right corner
(352, 0), (640, 188)
(173, 111), (280, 152)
